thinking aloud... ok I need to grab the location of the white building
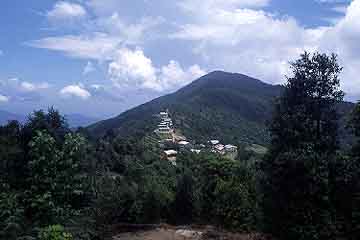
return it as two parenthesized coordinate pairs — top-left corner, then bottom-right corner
(190, 149), (201, 154)
(163, 150), (177, 166)
(178, 140), (190, 146)
(210, 140), (220, 145)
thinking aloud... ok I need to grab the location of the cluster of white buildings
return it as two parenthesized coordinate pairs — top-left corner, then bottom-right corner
(156, 111), (238, 165)
(209, 140), (238, 159)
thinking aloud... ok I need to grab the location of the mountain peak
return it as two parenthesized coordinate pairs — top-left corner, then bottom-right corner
(87, 71), (283, 144)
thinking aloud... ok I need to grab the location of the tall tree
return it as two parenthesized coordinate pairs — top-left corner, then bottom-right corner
(341, 102), (360, 239)
(262, 52), (344, 240)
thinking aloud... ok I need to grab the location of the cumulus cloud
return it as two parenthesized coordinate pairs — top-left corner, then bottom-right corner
(0, 78), (50, 102)
(47, 1), (87, 21)
(0, 94), (9, 102)
(172, 0), (360, 94)
(172, 7), (316, 83)
(318, 0), (360, 95)
(159, 61), (206, 90)
(108, 48), (159, 90)
(60, 85), (91, 99)
(28, 0), (360, 99)
(29, 20), (206, 92)
(108, 48), (206, 91)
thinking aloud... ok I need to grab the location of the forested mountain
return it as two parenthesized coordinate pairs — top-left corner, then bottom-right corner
(87, 71), (354, 146)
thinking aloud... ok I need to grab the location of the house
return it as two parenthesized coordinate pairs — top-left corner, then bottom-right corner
(225, 144), (238, 152)
(163, 149), (178, 166)
(178, 140), (190, 148)
(214, 144), (226, 155)
(224, 144), (238, 160)
(210, 140), (220, 145)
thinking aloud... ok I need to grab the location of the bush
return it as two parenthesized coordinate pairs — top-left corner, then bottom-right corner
(39, 225), (73, 240)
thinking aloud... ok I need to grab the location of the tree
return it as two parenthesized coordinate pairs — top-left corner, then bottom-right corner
(26, 131), (86, 224)
(0, 120), (24, 186)
(172, 170), (195, 225)
(262, 52), (344, 240)
(23, 107), (70, 148)
(337, 102), (360, 239)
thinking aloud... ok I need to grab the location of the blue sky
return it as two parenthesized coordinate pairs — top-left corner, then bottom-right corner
(0, 0), (359, 118)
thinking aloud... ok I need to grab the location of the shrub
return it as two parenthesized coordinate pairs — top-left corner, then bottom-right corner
(38, 225), (73, 240)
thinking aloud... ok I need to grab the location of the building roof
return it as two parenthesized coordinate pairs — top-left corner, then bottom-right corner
(225, 144), (237, 149)
(215, 144), (225, 151)
(210, 140), (220, 145)
(178, 140), (190, 145)
(164, 150), (178, 156)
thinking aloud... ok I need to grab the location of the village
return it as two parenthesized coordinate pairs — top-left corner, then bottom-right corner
(154, 110), (238, 166)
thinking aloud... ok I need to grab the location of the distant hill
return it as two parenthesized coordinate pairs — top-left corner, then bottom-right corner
(0, 110), (26, 125)
(0, 110), (99, 128)
(65, 114), (99, 128)
(87, 71), (355, 146)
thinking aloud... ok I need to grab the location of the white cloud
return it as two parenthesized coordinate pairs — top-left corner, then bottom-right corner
(108, 48), (206, 91)
(318, 0), (360, 95)
(20, 81), (50, 92)
(28, 0), (360, 99)
(60, 85), (91, 99)
(159, 61), (206, 90)
(332, 5), (349, 13)
(108, 48), (159, 90)
(0, 94), (9, 102)
(27, 33), (121, 60)
(83, 61), (95, 75)
(0, 78), (50, 98)
(47, 1), (87, 20)
(172, 0), (360, 94)
(178, 0), (270, 13)
(172, 6), (315, 83)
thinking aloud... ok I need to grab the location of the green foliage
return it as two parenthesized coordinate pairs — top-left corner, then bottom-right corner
(0, 182), (25, 240)
(26, 131), (86, 223)
(172, 170), (196, 224)
(262, 52), (345, 240)
(331, 102), (360, 239)
(39, 225), (73, 240)
(175, 152), (260, 230)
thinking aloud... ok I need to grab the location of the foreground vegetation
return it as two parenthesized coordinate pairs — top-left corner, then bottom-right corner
(1, 52), (360, 240)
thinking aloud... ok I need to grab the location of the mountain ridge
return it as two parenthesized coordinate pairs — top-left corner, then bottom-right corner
(87, 71), (283, 145)
(87, 71), (355, 146)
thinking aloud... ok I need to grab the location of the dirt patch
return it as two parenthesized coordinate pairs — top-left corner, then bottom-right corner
(112, 226), (269, 240)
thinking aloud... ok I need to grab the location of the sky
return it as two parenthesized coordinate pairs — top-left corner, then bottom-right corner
(0, 0), (359, 118)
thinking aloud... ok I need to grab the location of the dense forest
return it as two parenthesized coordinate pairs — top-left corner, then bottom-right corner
(1, 52), (360, 240)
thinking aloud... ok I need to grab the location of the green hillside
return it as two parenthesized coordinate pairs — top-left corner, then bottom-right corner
(87, 71), (354, 146)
